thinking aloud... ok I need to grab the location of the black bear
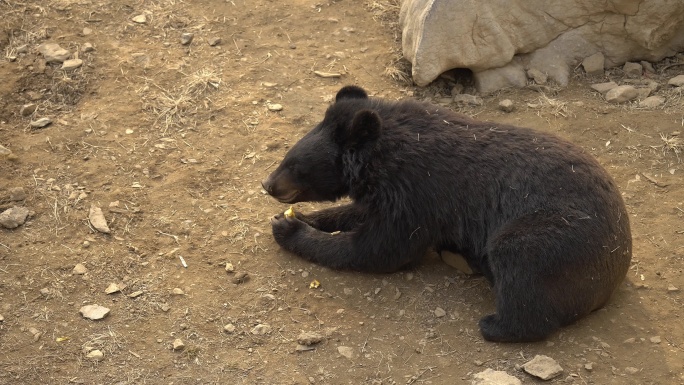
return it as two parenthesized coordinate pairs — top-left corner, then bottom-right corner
(262, 85), (632, 342)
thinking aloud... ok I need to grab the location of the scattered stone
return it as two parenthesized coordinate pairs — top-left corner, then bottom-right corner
(180, 32), (194, 45)
(639, 96), (665, 108)
(641, 61), (655, 73)
(527, 68), (547, 84)
(225, 262), (235, 272)
(0, 206), (30, 229)
(472, 368), (522, 385)
(0, 144), (12, 157)
(441, 250), (475, 274)
(73, 263), (88, 275)
(297, 331), (324, 346)
(82, 43), (95, 53)
(625, 367), (639, 375)
(523, 355), (563, 380)
(86, 349), (104, 361)
(623, 337), (636, 344)
(29, 117), (52, 128)
(267, 103), (283, 111)
(61, 59), (83, 70)
(79, 304), (110, 320)
(37, 43), (71, 63)
(668, 75), (684, 87)
(605, 85), (638, 103)
(582, 52), (605, 76)
(132, 14), (147, 24)
(232, 272), (249, 284)
(0, 314), (4, 322)
(623, 62), (642, 78)
(650, 336), (661, 344)
(172, 288), (184, 295)
(337, 346), (355, 359)
(434, 307), (447, 317)
(128, 291), (143, 298)
(590, 81), (618, 95)
(40, 288), (51, 296)
(20, 104), (37, 117)
(208, 37), (222, 46)
(251, 324), (271, 335)
(105, 283), (121, 294)
(223, 323), (236, 333)
(89, 205), (111, 234)
(636, 88), (652, 100)
(584, 363), (593, 371)
(668, 284), (680, 292)
(9, 187), (26, 201)
(453, 94), (483, 106)
(498, 99), (515, 113)
(296, 344), (316, 352)
(172, 338), (185, 351)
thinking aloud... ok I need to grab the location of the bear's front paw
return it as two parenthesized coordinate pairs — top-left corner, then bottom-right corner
(270, 214), (307, 247)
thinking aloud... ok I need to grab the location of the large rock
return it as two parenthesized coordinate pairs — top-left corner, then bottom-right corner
(400, 0), (684, 92)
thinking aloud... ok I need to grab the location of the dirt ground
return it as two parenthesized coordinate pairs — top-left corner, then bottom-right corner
(1, 1), (683, 384)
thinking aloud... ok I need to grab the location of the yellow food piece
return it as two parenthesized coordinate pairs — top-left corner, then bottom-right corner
(309, 279), (320, 289)
(284, 206), (295, 218)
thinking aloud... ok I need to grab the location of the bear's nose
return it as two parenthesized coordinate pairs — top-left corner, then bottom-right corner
(261, 178), (273, 194)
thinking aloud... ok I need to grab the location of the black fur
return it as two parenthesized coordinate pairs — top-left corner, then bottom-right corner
(262, 86), (632, 342)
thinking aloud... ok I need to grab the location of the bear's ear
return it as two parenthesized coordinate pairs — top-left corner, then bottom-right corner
(335, 86), (368, 102)
(346, 109), (381, 147)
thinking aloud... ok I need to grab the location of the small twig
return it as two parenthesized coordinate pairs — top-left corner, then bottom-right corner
(0, 242), (9, 251)
(661, 63), (684, 72)
(156, 230), (180, 245)
(264, 159), (277, 170)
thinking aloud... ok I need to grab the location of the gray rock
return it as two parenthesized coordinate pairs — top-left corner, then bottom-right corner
(61, 58), (83, 70)
(20, 104), (37, 117)
(582, 53), (605, 77)
(132, 14), (147, 23)
(636, 88), (652, 99)
(523, 355), (563, 380)
(625, 367), (639, 375)
(590, 81), (618, 95)
(79, 304), (110, 320)
(527, 68), (547, 84)
(434, 307), (447, 317)
(623, 62), (642, 78)
(0, 206), (30, 229)
(267, 103), (283, 111)
(472, 369), (521, 385)
(668, 75), (684, 87)
(650, 335), (661, 344)
(37, 43), (71, 63)
(223, 323), (236, 333)
(181, 33), (194, 45)
(82, 43), (95, 53)
(208, 37), (222, 46)
(0, 144), (12, 156)
(639, 95), (664, 108)
(9, 187), (27, 201)
(453, 94), (483, 106)
(498, 99), (515, 113)
(29, 117), (52, 128)
(605, 85), (638, 103)
(297, 331), (324, 346)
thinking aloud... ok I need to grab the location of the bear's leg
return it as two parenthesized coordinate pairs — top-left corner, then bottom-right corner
(478, 211), (606, 342)
(271, 214), (429, 273)
(296, 204), (366, 232)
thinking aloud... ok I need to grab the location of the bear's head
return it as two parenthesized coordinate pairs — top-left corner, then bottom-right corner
(262, 85), (381, 203)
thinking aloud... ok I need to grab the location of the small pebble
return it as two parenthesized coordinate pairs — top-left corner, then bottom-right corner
(337, 346), (355, 359)
(434, 307), (447, 318)
(297, 331), (324, 346)
(105, 283), (121, 294)
(0, 314), (4, 322)
(86, 349), (104, 361)
(267, 103), (283, 111)
(73, 263), (88, 275)
(20, 104), (37, 117)
(498, 99), (515, 112)
(9, 187), (27, 201)
(232, 272), (249, 284)
(625, 367), (639, 375)
(172, 338), (185, 351)
(172, 288), (184, 295)
(132, 14), (147, 23)
(650, 336), (661, 344)
(584, 363), (593, 371)
(472, 369), (521, 385)
(79, 304), (110, 320)
(667, 284), (680, 292)
(61, 59), (83, 70)
(223, 323), (236, 333)
(523, 355), (564, 380)
(208, 37), (222, 46)
(82, 43), (95, 53)
(29, 117), (52, 128)
(251, 324), (271, 335)
(225, 262), (235, 272)
(180, 32), (194, 45)
(82, 27), (93, 35)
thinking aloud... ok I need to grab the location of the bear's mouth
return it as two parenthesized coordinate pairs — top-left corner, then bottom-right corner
(275, 190), (302, 203)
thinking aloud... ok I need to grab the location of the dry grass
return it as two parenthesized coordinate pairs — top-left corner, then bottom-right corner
(659, 132), (682, 158)
(527, 93), (570, 118)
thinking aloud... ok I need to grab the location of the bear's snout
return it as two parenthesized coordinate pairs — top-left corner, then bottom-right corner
(261, 177), (273, 194)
